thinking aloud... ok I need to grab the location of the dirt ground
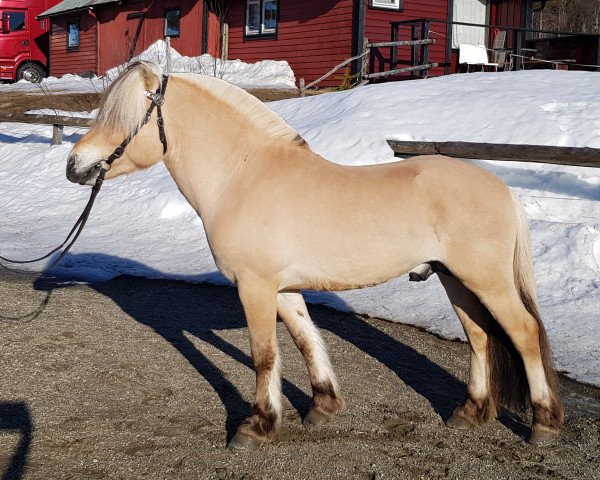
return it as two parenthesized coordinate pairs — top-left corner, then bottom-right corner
(0, 272), (598, 480)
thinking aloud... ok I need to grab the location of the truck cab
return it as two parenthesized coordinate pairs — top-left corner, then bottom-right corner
(0, 0), (61, 82)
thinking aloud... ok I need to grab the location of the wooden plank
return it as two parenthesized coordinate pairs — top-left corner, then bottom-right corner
(0, 112), (91, 128)
(365, 63), (439, 79)
(387, 140), (600, 168)
(368, 39), (435, 48)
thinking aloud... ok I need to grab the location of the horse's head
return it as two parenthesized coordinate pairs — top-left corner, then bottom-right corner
(67, 62), (167, 185)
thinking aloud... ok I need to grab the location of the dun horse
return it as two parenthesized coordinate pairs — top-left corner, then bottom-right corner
(67, 61), (563, 449)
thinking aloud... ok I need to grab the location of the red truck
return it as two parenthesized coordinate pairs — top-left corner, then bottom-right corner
(0, 0), (62, 82)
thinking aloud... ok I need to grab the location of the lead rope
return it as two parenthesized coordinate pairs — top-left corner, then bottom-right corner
(0, 75), (169, 275)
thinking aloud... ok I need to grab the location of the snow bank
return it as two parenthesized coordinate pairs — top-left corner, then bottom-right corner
(0, 39), (296, 93)
(106, 40), (296, 88)
(0, 70), (598, 385)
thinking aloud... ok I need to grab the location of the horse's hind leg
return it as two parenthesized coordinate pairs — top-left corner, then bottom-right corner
(229, 276), (282, 450)
(472, 283), (564, 444)
(277, 292), (344, 426)
(438, 273), (497, 428)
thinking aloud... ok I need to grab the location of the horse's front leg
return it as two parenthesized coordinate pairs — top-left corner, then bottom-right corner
(277, 292), (344, 426)
(229, 276), (281, 450)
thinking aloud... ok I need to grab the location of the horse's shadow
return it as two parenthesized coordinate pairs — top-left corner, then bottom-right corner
(0, 402), (32, 480)
(35, 253), (527, 442)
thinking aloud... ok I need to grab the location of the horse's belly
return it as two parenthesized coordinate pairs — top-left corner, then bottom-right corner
(278, 245), (428, 292)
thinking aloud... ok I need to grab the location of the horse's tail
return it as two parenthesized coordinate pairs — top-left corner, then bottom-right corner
(487, 191), (562, 418)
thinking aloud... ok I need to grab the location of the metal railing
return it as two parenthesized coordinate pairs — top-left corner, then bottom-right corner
(391, 18), (600, 73)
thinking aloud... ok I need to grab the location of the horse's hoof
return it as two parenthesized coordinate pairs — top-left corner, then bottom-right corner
(303, 408), (330, 428)
(446, 413), (475, 430)
(227, 432), (265, 451)
(529, 427), (559, 446)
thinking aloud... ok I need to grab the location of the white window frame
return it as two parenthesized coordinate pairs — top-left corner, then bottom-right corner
(245, 0), (277, 37)
(370, 0), (402, 10)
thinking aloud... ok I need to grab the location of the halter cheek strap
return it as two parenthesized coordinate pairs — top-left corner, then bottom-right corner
(143, 75), (169, 156)
(103, 74), (170, 171)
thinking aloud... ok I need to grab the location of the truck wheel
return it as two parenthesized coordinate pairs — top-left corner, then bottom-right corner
(17, 63), (46, 83)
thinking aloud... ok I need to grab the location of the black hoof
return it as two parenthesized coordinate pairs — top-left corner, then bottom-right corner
(228, 432), (265, 450)
(303, 408), (331, 428)
(529, 427), (559, 446)
(446, 413), (476, 430)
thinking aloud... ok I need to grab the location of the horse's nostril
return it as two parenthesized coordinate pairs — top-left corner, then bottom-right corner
(66, 155), (80, 182)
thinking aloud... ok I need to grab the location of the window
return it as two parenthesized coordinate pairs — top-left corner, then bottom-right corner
(164, 8), (181, 37)
(452, 0), (488, 48)
(3, 11), (26, 32)
(67, 21), (79, 50)
(370, 0), (403, 10)
(245, 0), (277, 37)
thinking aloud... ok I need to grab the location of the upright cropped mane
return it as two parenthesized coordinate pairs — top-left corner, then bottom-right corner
(178, 73), (307, 148)
(95, 61), (307, 148)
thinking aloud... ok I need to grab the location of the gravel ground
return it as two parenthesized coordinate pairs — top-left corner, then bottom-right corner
(0, 273), (598, 480)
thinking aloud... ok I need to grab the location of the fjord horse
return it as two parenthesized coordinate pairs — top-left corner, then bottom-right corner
(66, 62), (563, 449)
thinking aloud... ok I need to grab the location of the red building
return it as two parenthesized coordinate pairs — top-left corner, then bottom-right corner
(39, 0), (539, 85)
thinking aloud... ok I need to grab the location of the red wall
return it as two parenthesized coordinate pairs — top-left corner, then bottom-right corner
(491, 0), (526, 49)
(49, 13), (97, 77)
(97, 0), (204, 75)
(365, 0), (449, 78)
(49, 0), (204, 77)
(227, 0), (356, 87)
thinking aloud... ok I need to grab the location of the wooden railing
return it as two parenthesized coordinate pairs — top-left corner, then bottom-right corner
(0, 112), (91, 145)
(387, 140), (600, 168)
(299, 38), (437, 95)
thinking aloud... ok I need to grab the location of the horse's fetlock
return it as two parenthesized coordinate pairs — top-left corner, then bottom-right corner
(239, 405), (279, 439)
(530, 404), (562, 444)
(312, 380), (344, 416)
(532, 402), (563, 431)
(455, 395), (496, 425)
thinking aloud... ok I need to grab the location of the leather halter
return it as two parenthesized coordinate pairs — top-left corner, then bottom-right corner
(0, 75), (170, 273)
(101, 74), (169, 172)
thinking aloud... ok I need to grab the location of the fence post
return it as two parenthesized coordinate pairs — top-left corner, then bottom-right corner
(299, 78), (305, 97)
(420, 20), (431, 78)
(391, 24), (398, 69)
(51, 124), (63, 145)
(411, 24), (419, 77)
(515, 30), (524, 70)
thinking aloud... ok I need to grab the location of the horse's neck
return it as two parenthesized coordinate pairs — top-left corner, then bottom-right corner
(163, 139), (246, 224)
(160, 77), (306, 226)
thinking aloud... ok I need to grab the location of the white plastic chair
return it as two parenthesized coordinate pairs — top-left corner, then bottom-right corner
(459, 44), (499, 72)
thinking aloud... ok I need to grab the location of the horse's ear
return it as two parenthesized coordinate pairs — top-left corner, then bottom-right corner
(138, 63), (161, 92)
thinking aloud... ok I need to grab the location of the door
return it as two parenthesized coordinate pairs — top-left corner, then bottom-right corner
(0, 9), (30, 79)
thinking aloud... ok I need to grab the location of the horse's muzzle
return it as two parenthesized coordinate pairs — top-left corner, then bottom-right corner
(66, 155), (107, 185)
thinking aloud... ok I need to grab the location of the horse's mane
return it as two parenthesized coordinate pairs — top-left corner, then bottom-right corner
(95, 61), (307, 148)
(178, 73), (307, 148)
(94, 62), (160, 137)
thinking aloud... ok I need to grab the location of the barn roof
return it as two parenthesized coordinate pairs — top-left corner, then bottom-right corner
(38, 0), (119, 19)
